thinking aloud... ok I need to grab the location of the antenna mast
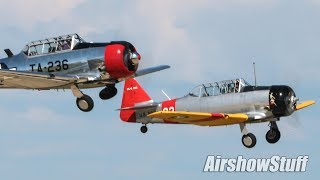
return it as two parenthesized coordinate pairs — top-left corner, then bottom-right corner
(253, 62), (257, 87)
(161, 90), (171, 100)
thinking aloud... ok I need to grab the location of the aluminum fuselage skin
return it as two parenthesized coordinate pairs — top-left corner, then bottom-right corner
(0, 47), (107, 89)
(175, 90), (269, 113)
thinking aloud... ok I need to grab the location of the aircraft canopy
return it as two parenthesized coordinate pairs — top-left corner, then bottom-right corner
(22, 33), (86, 57)
(188, 78), (250, 97)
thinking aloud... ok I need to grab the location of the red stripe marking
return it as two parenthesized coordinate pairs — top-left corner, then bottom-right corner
(211, 113), (225, 118)
(161, 99), (176, 111)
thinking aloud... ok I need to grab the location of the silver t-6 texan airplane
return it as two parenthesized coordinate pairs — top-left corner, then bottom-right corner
(0, 33), (169, 112)
(119, 78), (315, 148)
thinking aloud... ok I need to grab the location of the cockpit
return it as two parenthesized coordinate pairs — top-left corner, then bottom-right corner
(188, 78), (250, 97)
(22, 33), (85, 57)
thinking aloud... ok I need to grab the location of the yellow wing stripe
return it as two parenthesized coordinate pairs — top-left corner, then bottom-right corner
(148, 111), (248, 126)
(295, 100), (316, 110)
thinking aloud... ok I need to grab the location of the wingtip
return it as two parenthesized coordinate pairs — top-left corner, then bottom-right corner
(155, 65), (170, 70)
(162, 65), (170, 69)
(134, 64), (171, 77)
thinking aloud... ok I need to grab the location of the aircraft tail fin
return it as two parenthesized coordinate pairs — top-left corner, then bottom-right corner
(120, 78), (153, 122)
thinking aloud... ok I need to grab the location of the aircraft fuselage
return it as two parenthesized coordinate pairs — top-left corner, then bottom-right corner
(0, 46), (106, 89)
(119, 78), (314, 148)
(0, 34), (170, 112)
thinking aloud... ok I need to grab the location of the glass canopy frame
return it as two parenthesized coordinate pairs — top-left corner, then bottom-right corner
(22, 33), (85, 57)
(188, 78), (250, 97)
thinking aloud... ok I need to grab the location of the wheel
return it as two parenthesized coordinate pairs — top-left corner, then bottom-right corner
(266, 129), (281, 144)
(140, 126), (148, 133)
(76, 95), (94, 112)
(99, 86), (118, 100)
(242, 133), (257, 148)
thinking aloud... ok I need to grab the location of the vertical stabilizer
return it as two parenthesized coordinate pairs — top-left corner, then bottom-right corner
(120, 78), (152, 122)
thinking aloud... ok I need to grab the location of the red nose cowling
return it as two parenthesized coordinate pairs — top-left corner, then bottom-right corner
(104, 42), (140, 79)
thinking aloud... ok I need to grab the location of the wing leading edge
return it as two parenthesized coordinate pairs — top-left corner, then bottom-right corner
(0, 65), (170, 89)
(148, 111), (248, 126)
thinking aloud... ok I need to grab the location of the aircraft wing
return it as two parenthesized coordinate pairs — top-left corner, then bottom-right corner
(0, 70), (81, 89)
(133, 65), (170, 78)
(295, 100), (316, 111)
(0, 65), (170, 89)
(116, 65), (170, 82)
(148, 111), (249, 126)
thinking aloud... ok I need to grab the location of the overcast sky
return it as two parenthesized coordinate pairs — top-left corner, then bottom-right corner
(0, 0), (319, 179)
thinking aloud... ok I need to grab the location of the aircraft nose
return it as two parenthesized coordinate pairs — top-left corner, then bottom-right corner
(269, 85), (296, 117)
(103, 42), (140, 78)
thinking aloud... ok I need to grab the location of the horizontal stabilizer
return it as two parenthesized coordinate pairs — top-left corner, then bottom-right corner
(118, 102), (159, 111)
(295, 100), (316, 110)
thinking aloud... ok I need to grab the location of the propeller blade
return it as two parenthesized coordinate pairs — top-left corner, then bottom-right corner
(295, 100), (316, 110)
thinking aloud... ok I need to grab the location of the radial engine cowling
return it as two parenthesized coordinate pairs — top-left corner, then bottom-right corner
(104, 41), (141, 79)
(269, 85), (297, 117)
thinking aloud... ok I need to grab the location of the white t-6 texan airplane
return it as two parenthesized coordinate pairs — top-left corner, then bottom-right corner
(0, 33), (169, 112)
(119, 78), (315, 148)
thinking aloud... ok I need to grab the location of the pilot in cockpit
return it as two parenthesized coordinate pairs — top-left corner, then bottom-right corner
(60, 40), (71, 50)
(228, 83), (235, 93)
(235, 80), (240, 92)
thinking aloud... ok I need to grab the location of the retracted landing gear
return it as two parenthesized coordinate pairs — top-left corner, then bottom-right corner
(71, 84), (94, 112)
(240, 123), (256, 148)
(266, 121), (281, 144)
(140, 125), (148, 133)
(99, 84), (118, 100)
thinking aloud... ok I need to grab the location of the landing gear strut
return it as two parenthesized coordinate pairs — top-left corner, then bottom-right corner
(266, 121), (281, 144)
(140, 125), (148, 133)
(99, 84), (117, 100)
(71, 84), (94, 112)
(240, 123), (256, 148)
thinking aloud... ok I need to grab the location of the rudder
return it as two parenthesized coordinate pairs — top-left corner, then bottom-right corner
(120, 78), (152, 122)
